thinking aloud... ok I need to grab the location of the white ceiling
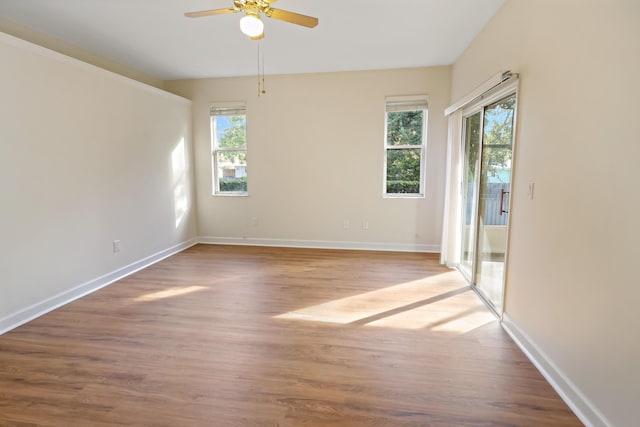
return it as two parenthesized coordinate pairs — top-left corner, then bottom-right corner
(0, 0), (504, 81)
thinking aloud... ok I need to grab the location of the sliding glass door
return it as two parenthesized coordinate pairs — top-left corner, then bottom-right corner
(460, 112), (481, 281)
(460, 92), (516, 313)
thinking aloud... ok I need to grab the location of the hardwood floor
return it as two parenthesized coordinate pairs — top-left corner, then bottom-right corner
(0, 244), (582, 426)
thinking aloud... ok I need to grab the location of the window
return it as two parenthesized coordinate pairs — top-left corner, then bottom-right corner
(210, 103), (248, 195)
(384, 96), (428, 197)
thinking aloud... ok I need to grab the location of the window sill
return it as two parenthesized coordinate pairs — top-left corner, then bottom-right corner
(383, 193), (425, 199)
(212, 192), (249, 197)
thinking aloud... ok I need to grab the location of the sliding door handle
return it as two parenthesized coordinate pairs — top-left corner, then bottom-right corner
(500, 188), (509, 215)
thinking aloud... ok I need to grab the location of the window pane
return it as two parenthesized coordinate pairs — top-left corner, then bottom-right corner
(386, 148), (421, 194)
(217, 150), (247, 192)
(386, 110), (423, 146)
(215, 115), (246, 148)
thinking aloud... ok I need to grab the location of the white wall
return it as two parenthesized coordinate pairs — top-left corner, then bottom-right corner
(0, 33), (197, 328)
(166, 67), (450, 251)
(452, 1), (640, 426)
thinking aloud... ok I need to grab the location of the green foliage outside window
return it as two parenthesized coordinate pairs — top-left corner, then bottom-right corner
(387, 111), (423, 146)
(386, 110), (424, 194)
(218, 116), (247, 149)
(216, 115), (247, 192)
(220, 177), (247, 192)
(465, 95), (515, 183)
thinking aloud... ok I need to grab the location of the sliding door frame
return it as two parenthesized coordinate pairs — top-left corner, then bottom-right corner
(459, 78), (520, 316)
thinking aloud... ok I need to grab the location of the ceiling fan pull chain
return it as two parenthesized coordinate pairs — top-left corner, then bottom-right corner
(261, 38), (266, 95)
(257, 38), (266, 96)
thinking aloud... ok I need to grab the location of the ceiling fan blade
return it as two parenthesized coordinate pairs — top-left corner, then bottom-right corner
(266, 8), (318, 28)
(184, 8), (238, 18)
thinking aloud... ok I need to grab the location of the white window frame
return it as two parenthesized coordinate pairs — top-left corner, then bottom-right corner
(210, 102), (248, 196)
(383, 95), (428, 198)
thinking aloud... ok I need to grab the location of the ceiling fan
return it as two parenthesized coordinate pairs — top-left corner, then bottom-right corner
(185, 0), (319, 39)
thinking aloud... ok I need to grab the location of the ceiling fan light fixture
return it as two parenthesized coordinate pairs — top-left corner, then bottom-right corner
(240, 13), (264, 37)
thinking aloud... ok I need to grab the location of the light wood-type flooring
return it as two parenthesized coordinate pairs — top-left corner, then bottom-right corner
(0, 245), (582, 426)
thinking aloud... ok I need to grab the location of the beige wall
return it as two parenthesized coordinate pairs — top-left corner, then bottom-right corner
(452, 1), (640, 425)
(166, 67), (450, 251)
(0, 17), (164, 89)
(0, 33), (197, 325)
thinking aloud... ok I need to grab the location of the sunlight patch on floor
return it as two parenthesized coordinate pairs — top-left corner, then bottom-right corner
(135, 285), (207, 302)
(275, 271), (460, 324)
(274, 270), (493, 332)
(367, 292), (496, 333)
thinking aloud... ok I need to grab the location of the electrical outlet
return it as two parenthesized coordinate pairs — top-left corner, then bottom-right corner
(343, 220), (350, 229)
(251, 216), (259, 227)
(362, 220), (369, 230)
(112, 240), (121, 253)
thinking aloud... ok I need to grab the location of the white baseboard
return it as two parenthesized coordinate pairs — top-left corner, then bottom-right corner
(501, 314), (611, 427)
(0, 238), (199, 336)
(198, 236), (440, 253)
